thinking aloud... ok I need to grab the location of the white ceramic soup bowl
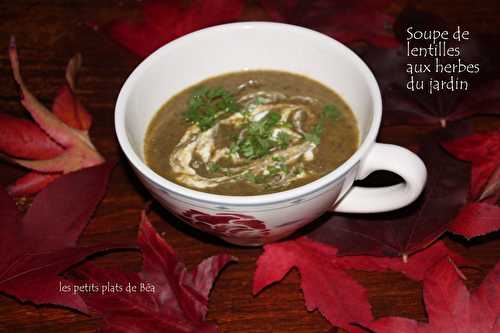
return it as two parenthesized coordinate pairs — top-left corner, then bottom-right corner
(115, 22), (427, 246)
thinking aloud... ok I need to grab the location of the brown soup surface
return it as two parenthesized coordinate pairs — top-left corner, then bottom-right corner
(145, 70), (359, 195)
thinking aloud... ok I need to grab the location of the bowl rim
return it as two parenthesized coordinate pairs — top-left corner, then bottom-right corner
(114, 21), (382, 206)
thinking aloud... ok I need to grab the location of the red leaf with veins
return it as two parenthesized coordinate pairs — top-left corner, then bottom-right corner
(442, 130), (500, 239)
(0, 37), (104, 196)
(260, 0), (398, 48)
(309, 126), (470, 258)
(253, 237), (373, 333)
(0, 162), (116, 311)
(0, 113), (63, 159)
(333, 240), (468, 281)
(71, 212), (235, 333)
(365, 258), (500, 333)
(253, 238), (466, 332)
(104, 0), (244, 58)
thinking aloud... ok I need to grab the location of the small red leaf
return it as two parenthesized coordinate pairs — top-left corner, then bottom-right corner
(366, 259), (500, 333)
(53, 86), (91, 131)
(253, 237), (373, 332)
(105, 0), (244, 58)
(0, 163), (117, 311)
(6, 172), (60, 197)
(52, 53), (92, 131)
(441, 130), (500, 240)
(0, 113), (63, 159)
(448, 203), (500, 239)
(442, 130), (500, 200)
(71, 212), (235, 332)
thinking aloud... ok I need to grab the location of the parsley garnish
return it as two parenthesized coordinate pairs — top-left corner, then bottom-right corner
(232, 111), (285, 159)
(324, 104), (341, 120)
(207, 162), (222, 173)
(303, 104), (341, 145)
(243, 171), (265, 184)
(276, 131), (291, 149)
(184, 86), (240, 131)
(303, 122), (324, 145)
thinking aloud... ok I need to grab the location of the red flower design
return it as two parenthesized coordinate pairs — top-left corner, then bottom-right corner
(180, 209), (270, 242)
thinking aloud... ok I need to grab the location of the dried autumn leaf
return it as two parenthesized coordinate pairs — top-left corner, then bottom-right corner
(253, 238), (466, 332)
(309, 126), (470, 258)
(0, 162), (115, 312)
(0, 37), (104, 196)
(102, 0), (244, 58)
(365, 258), (500, 333)
(71, 212), (235, 333)
(259, 0), (398, 48)
(442, 130), (500, 239)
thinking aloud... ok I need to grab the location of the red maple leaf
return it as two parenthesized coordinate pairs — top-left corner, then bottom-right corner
(71, 211), (236, 333)
(259, 0), (398, 48)
(0, 37), (104, 196)
(365, 258), (500, 333)
(0, 162), (115, 312)
(101, 0), (244, 58)
(442, 130), (500, 239)
(253, 237), (465, 332)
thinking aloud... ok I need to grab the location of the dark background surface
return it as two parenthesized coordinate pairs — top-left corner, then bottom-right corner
(0, 1), (499, 332)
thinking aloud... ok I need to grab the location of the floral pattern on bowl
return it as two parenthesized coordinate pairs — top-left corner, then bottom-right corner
(180, 209), (270, 242)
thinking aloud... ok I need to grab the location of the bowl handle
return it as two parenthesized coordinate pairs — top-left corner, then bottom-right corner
(332, 143), (427, 213)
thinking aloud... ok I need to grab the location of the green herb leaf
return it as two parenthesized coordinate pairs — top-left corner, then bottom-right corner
(207, 163), (221, 173)
(276, 131), (290, 149)
(303, 121), (324, 145)
(266, 164), (282, 176)
(303, 104), (340, 145)
(243, 171), (264, 184)
(234, 111), (285, 159)
(184, 86), (240, 131)
(324, 104), (341, 120)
